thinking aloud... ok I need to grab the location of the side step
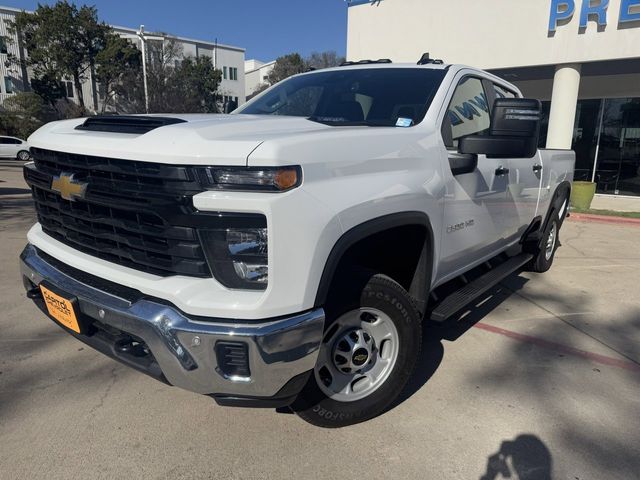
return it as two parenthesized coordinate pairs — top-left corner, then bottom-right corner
(430, 253), (533, 322)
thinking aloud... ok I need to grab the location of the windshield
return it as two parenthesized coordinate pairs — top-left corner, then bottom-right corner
(236, 68), (447, 127)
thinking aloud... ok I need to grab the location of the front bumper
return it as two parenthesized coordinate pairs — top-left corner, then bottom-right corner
(20, 244), (324, 405)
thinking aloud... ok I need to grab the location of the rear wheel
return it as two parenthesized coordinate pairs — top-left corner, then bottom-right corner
(17, 150), (30, 161)
(530, 218), (559, 273)
(293, 273), (422, 428)
(529, 192), (569, 273)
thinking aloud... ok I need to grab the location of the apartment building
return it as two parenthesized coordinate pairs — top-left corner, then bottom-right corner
(0, 5), (246, 111)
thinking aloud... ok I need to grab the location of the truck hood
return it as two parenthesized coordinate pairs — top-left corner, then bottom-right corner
(27, 114), (332, 166)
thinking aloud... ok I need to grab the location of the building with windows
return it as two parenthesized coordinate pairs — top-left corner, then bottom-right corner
(0, 5), (245, 112)
(244, 59), (275, 99)
(111, 25), (246, 110)
(0, 6), (29, 105)
(348, 0), (640, 200)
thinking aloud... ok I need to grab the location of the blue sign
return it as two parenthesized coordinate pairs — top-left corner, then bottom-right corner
(347, 0), (383, 6)
(549, 0), (640, 31)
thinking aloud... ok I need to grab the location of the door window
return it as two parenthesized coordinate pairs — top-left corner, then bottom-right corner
(442, 77), (491, 149)
(494, 84), (517, 99)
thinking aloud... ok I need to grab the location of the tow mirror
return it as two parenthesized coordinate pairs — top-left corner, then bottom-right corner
(459, 98), (541, 158)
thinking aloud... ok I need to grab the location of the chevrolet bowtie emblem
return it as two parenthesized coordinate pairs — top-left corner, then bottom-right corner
(51, 173), (88, 201)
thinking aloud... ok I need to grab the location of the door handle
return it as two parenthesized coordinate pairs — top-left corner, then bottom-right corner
(533, 164), (543, 172)
(495, 166), (510, 176)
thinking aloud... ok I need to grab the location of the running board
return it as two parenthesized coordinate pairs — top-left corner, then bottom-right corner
(430, 253), (533, 322)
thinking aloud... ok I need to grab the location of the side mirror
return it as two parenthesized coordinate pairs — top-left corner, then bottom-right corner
(459, 98), (541, 158)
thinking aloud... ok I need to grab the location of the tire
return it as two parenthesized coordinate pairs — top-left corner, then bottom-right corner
(17, 150), (30, 161)
(529, 217), (560, 273)
(293, 272), (422, 428)
(527, 189), (568, 273)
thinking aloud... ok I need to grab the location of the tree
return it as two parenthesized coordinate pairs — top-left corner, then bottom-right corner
(9, 1), (110, 110)
(174, 56), (222, 113)
(0, 92), (52, 139)
(145, 36), (183, 113)
(144, 36), (222, 114)
(267, 53), (306, 85)
(261, 51), (346, 89)
(306, 51), (345, 70)
(95, 34), (142, 112)
(29, 73), (66, 110)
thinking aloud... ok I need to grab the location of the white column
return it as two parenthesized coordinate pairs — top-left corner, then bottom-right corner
(546, 64), (582, 150)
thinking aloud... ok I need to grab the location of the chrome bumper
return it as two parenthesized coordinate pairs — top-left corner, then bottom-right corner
(20, 244), (324, 399)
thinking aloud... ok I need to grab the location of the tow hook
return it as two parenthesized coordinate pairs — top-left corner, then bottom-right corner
(26, 287), (41, 299)
(115, 337), (148, 358)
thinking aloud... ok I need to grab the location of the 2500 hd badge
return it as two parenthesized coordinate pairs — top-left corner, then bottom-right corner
(447, 219), (475, 233)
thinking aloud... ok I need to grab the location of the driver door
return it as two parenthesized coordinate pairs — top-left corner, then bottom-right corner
(438, 76), (512, 279)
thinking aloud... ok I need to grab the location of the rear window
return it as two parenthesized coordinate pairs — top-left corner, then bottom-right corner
(237, 68), (447, 127)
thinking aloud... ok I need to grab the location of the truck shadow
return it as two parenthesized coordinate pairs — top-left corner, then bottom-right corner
(0, 196), (36, 229)
(388, 275), (530, 411)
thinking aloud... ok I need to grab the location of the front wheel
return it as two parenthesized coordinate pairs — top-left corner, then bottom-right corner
(293, 273), (422, 428)
(17, 150), (31, 161)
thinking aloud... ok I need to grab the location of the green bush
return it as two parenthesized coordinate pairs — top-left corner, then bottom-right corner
(0, 92), (52, 139)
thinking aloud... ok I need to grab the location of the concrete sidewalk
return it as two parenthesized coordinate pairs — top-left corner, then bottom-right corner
(591, 194), (640, 213)
(1, 160), (638, 480)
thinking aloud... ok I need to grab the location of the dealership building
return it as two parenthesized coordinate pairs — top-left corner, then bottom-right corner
(348, 0), (640, 199)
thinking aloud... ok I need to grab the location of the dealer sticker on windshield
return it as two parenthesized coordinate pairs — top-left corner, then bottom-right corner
(396, 117), (413, 127)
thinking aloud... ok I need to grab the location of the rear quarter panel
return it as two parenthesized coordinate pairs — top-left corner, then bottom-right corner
(537, 149), (576, 218)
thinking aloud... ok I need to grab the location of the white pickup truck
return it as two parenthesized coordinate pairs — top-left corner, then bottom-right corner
(20, 60), (574, 427)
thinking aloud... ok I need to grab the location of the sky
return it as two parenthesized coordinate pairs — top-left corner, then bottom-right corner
(2, 0), (350, 61)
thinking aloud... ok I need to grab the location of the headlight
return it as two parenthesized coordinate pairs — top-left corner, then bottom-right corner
(196, 166), (301, 192)
(199, 227), (268, 290)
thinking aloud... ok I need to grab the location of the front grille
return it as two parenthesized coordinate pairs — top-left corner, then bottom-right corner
(25, 148), (211, 277)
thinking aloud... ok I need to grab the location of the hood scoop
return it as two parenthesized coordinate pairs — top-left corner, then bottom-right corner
(75, 115), (187, 134)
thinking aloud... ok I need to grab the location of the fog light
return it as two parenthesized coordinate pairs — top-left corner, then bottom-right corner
(233, 262), (268, 283)
(226, 228), (267, 256)
(199, 226), (268, 290)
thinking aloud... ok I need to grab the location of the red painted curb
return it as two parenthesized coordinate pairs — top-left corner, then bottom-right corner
(474, 322), (640, 373)
(568, 213), (640, 226)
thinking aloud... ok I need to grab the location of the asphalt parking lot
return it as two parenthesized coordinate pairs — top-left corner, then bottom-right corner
(1, 158), (639, 480)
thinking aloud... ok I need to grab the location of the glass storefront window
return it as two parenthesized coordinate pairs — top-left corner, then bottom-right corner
(572, 99), (601, 182)
(595, 98), (640, 196)
(538, 99), (600, 182)
(538, 97), (640, 196)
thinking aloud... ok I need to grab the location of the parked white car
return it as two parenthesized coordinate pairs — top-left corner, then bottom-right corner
(0, 136), (30, 160)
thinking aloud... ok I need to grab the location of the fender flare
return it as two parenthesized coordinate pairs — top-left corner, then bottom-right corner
(544, 180), (572, 230)
(313, 212), (435, 312)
